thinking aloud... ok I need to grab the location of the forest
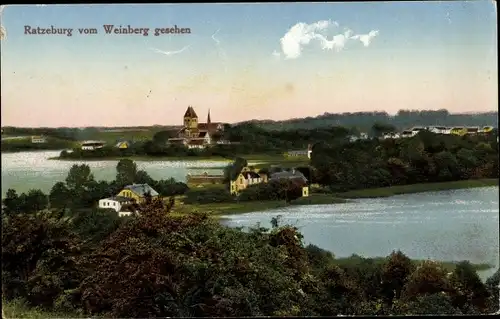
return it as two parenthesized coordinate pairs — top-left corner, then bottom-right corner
(2, 200), (499, 317)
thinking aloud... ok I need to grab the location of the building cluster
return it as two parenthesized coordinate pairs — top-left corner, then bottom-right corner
(229, 166), (310, 197)
(284, 144), (313, 159)
(98, 183), (159, 216)
(167, 106), (230, 149)
(31, 136), (47, 143)
(382, 126), (495, 140)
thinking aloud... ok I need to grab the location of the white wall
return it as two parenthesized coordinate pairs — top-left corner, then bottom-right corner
(98, 199), (122, 212)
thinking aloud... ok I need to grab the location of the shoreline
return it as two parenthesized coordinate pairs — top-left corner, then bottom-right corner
(174, 194), (349, 217)
(334, 179), (499, 199)
(47, 155), (234, 162)
(179, 179), (499, 217)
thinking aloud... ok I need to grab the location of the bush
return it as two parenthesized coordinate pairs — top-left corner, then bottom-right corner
(183, 187), (234, 204)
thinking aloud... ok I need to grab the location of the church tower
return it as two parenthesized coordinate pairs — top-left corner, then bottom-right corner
(183, 106), (198, 129)
(207, 109), (211, 125)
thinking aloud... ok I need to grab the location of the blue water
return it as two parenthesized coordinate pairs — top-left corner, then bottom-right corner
(222, 186), (500, 281)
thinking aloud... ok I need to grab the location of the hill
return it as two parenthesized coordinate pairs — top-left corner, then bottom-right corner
(237, 110), (498, 131)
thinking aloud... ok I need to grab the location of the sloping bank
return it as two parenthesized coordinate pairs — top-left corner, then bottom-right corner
(174, 178), (499, 218)
(334, 178), (499, 199)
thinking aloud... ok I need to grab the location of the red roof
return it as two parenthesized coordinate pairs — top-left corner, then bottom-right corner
(198, 122), (222, 132)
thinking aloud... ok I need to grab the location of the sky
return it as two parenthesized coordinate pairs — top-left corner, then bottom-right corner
(0, 2), (498, 127)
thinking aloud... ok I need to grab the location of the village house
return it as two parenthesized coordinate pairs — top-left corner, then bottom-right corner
(270, 169), (310, 197)
(98, 183), (160, 216)
(98, 196), (135, 216)
(31, 135), (47, 143)
(115, 140), (130, 149)
(168, 106), (225, 149)
(117, 183), (159, 204)
(284, 144), (313, 159)
(81, 140), (106, 150)
(449, 127), (468, 136)
(381, 132), (400, 140)
(230, 167), (268, 195)
(482, 126), (494, 133)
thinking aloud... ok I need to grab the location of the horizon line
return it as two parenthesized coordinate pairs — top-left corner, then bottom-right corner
(1, 109), (498, 129)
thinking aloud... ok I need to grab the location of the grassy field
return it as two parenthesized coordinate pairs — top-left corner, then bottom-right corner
(335, 179), (499, 199)
(2, 299), (83, 319)
(83, 129), (162, 144)
(1, 136), (79, 153)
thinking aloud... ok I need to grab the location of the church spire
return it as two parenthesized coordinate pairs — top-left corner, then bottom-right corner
(207, 109), (211, 124)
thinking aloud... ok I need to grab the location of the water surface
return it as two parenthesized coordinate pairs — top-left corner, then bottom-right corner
(222, 187), (500, 281)
(1, 150), (225, 195)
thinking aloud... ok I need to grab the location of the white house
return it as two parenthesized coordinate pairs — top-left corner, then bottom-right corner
(400, 130), (413, 138)
(31, 136), (47, 143)
(98, 196), (134, 216)
(424, 126), (455, 135)
(382, 132), (400, 140)
(81, 140), (106, 150)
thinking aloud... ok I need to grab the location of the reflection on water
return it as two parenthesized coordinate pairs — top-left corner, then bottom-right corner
(222, 187), (500, 281)
(1, 150), (226, 195)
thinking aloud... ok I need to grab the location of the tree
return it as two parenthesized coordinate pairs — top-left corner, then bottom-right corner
(152, 130), (176, 145)
(371, 123), (396, 138)
(223, 157), (248, 183)
(448, 261), (490, 313)
(2, 212), (86, 309)
(49, 182), (71, 210)
(3, 189), (20, 216)
(392, 293), (461, 315)
(402, 261), (451, 301)
(381, 250), (415, 303)
(485, 268), (500, 313)
(71, 208), (122, 247)
(65, 164), (94, 191)
(24, 189), (49, 213)
(116, 159), (138, 187)
(136, 170), (154, 185)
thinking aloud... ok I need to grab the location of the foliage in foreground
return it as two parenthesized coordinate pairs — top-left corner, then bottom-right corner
(2, 201), (499, 317)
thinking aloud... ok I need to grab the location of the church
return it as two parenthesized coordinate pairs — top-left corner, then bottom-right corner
(167, 106), (225, 148)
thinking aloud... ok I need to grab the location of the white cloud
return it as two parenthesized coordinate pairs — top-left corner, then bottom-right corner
(211, 28), (229, 73)
(150, 45), (191, 56)
(211, 28), (221, 45)
(277, 20), (379, 59)
(350, 30), (380, 47)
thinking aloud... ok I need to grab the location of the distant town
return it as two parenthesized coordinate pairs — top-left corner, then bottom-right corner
(1, 107), (498, 152)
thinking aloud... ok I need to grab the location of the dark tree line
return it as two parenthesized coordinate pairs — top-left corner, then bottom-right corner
(310, 130), (499, 192)
(244, 109), (498, 131)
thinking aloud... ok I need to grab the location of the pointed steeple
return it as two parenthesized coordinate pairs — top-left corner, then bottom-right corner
(184, 106), (198, 118)
(207, 109), (211, 124)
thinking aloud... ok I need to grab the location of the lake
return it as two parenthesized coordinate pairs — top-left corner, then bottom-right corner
(222, 187), (500, 281)
(1, 150), (226, 195)
(2, 151), (499, 281)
